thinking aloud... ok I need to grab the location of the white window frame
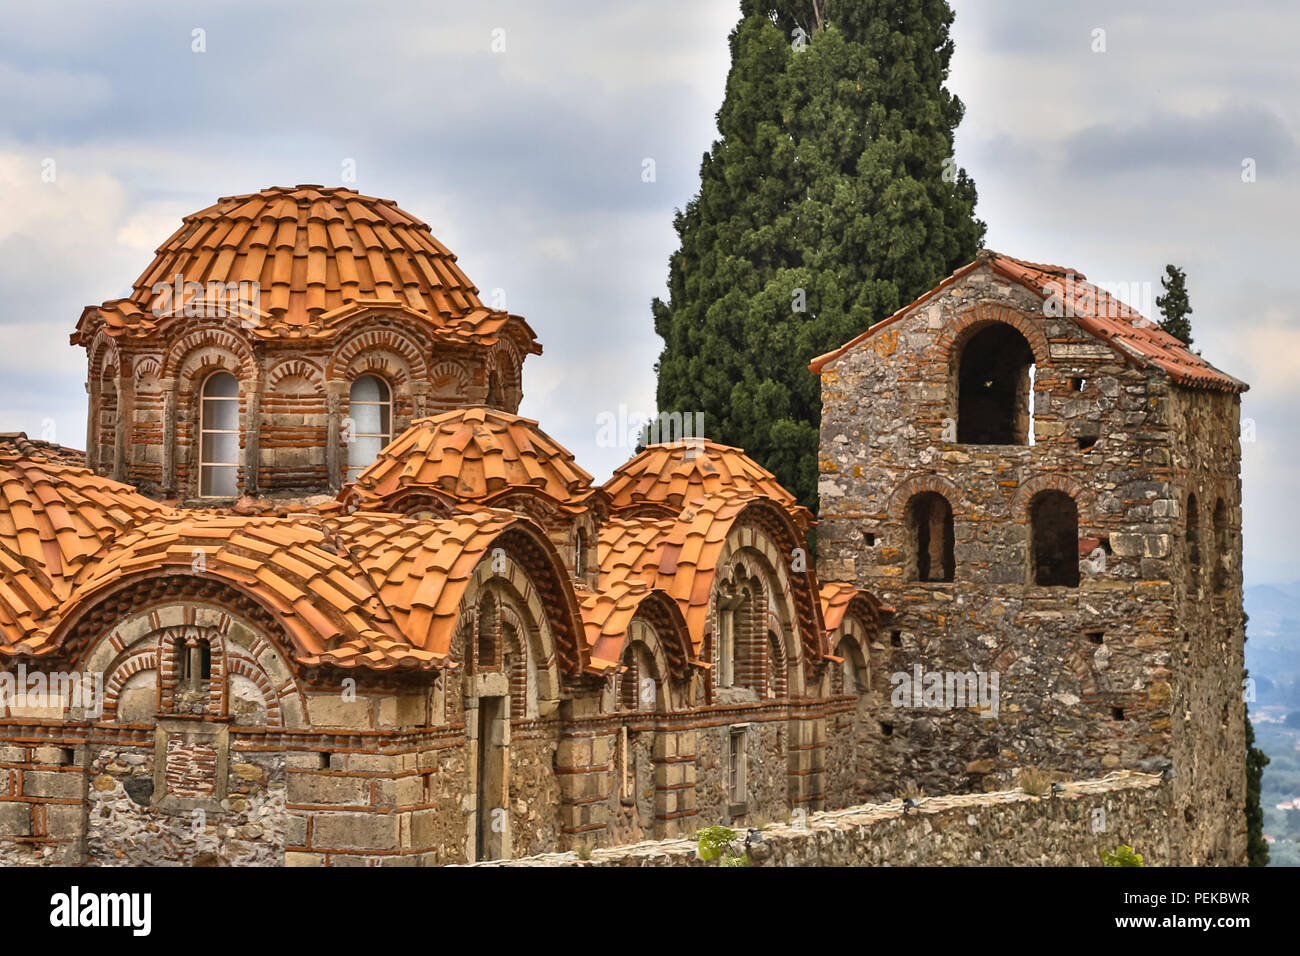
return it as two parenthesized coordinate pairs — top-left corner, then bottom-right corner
(728, 726), (747, 806)
(199, 372), (240, 497)
(345, 374), (392, 482)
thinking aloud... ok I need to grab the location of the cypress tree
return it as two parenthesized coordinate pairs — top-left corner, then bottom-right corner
(1156, 264), (1194, 346)
(652, 0), (984, 507)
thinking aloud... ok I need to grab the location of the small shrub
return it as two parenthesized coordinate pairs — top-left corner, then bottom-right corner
(1101, 844), (1144, 867)
(576, 842), (593, 861)
(1019, 766), (1052, 796)
(898, 781), (924, 800)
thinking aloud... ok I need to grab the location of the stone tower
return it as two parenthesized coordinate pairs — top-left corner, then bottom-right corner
(813, 250), (1249, 864)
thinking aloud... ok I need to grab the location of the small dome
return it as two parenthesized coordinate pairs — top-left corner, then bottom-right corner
(75, 185), (538, 346)
(347, 407), (595, 510)
(603, 441), (811, 529)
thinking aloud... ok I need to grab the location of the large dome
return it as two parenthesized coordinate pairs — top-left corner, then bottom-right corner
(74, 185), (535, 344)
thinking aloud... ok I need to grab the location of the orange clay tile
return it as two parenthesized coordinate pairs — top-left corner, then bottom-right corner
(603, 440), (814, 532)
(70, 186), (541, 355)
(346, 406), (598, 512)
(809, 250), (1247, 393)
(819, 581), (894, 635)
(0, 455), (169, 598)
(0, 433), (86, 467)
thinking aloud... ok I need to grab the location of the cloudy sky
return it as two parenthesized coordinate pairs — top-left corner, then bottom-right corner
(0, 0), (1295, 585)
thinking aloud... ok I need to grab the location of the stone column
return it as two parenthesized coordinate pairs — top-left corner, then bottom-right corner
(243, 361), (264, 496)
(161, 380), (178, 497)
(84, 379), (98, 473)
(325, 384), (343, 492)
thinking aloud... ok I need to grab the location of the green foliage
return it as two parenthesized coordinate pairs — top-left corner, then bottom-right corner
(1246, 679), (1270, 866)
(1155, 264), (1194, 347)
(1101, 844), (1144, 867)
(652, 0), (985, 509)
(696, 825), (738, 862)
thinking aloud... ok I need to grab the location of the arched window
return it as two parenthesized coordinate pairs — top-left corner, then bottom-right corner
(476, 594), (499, 671)
(906, 492), (955, 582)
(1029, 490), (1079, 587)
(486, 369), (505, 408)
(1186, 493), (1202, 593)
(1212, 498), (1228, 593)
(766, 632), (787, 699)
(575, 527), (590, 578)
(199, 371), (240, 497)
(346, 375), (392, 482)
(956, 324), (1036, 444)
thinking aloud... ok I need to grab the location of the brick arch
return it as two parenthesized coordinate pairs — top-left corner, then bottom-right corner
(459, 550), (566, 707)
(132, 355), (162, 386)
(1011, 473), (1093, 525)
(266, 357), (325, 392)
(327, 327), (430, 385)
(887, 473), (967, 522)
(932, 302), (1051, 369)
(156, 622), (228, 717)
(164, 326), (256, 383)
(89, 331), (119, 381)
(991, 645), (1020, 673)
(1063, 647), (1100, 702)
(429, 361), (469, 399)
(224, 646), (284, 728)
(102, 647), (158, 720)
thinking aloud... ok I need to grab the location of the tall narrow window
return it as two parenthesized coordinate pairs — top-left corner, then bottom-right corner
(728, 728), (747, 807)
(1186, 494), (1202, 593)
(1029, 490), (1079, 587)
(476, 594), (498, 671)
(717, 597), (737, 689)
(200, 371), (240, 497)
(346, 375), (391, 482)
(906, 492), (955, 582)
(1212, 498), (1228, 594)
(956, 324), (1035, 444)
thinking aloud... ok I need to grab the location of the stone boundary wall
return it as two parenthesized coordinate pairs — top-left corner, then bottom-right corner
(470, 772), (1178, 866)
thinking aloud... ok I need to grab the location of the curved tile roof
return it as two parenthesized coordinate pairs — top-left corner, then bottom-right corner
(322, 509), (521, 660)
(46, 513), (417, 669)
(0, 455), (169, 598)
(810, 250), (1247, 393)
(72, 185), (541, 349)
(819, 581), (894, 634)
(346, 407), (596, 512)
(599, 493), (824, 661)
(604, 441), (813, 530)
(0, 433), (86, 467)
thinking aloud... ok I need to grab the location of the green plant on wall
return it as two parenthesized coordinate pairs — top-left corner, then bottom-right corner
(696, 825), (750, 866)
(1101, 844), (1144, 867)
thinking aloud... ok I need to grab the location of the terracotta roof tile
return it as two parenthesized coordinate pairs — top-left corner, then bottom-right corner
(346, 407), (598, 513)
(809, 250), (1247, 392)
(603, 441), (813, 531)
(0, 456), (168, 598)
(72, 186), (541, 354)
(0, 434), (86, 467)
(819, 581), (894, 635)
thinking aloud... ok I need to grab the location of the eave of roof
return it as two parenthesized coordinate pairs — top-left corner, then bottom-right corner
(808, 250), (1248, 393)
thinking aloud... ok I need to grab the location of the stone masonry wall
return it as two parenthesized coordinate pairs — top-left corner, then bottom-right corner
(815, 264), (1245, 863)
(474, 771), (1176, 866)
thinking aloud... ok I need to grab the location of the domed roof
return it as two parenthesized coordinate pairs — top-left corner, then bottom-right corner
(73, 185), (540, 349)
(346, 407), (596, 511)
(603, 440), (812, 529)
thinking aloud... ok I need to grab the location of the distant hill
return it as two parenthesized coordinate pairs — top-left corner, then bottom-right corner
(1247, 583), (1300, 695)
